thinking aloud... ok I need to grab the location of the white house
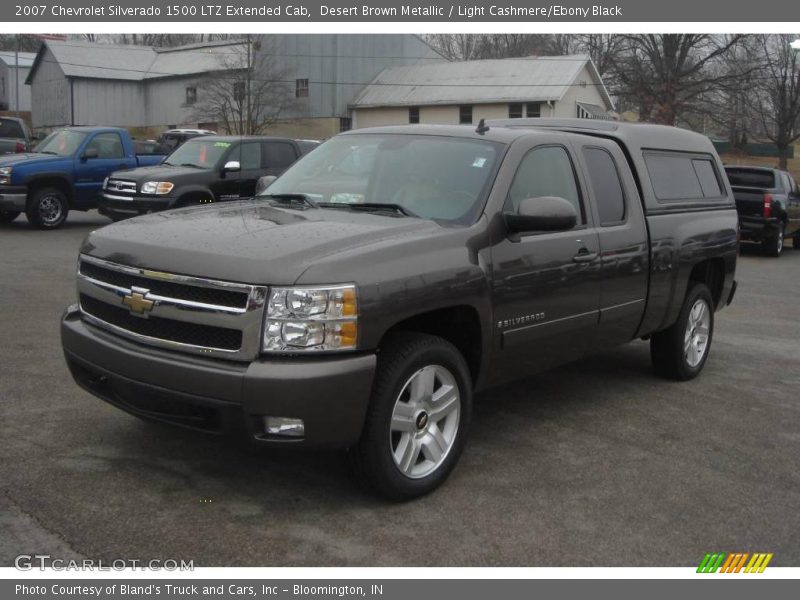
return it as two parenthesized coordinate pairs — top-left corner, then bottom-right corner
(350, 54), (616, 129)
(0, 51), (35, 113)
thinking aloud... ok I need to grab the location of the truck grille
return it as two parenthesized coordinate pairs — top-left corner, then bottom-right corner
(105, 178), (137, 197)
(79, 261), (249, 309)
(80, 295), (243, 351)
(77, 255), (267, 360)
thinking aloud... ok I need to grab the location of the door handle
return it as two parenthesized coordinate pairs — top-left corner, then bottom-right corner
(573, 248), (598, 263)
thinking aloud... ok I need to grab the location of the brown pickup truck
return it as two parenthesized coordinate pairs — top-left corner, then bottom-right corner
(62, 119), (738, 499)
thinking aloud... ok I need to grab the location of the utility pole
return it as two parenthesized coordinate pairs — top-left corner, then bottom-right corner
(246, 34), (251, 135)
(14, 34), (20, 117)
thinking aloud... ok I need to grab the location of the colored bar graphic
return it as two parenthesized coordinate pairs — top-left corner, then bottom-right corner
(698, 552), (773, 573)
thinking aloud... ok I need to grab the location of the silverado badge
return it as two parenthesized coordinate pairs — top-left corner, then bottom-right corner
(122, 287), (155, 316)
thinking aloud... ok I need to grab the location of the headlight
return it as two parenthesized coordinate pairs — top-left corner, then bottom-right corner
(0, 166), (12, 185)
(262, 284), (358, 353)
(141, 181), (174, 195)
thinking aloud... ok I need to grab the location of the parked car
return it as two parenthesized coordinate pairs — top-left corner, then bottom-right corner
(157, 128), (216, 152)
(98, 135), (304, 221)
(0, 127), (166, 228)
(0, 116), (31, 155)
(133, 139), (169, 156)
(724, 165), (800, 256)
(62, 119), (738, 499)
(295, 138), (322, 155)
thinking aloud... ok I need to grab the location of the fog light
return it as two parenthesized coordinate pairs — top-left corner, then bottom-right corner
(263, 416), (305, 438)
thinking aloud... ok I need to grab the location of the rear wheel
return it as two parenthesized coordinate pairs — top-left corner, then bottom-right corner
(650, 283), (714, 381)
(26, 187), (68, 229)
(0, 210), (20, 223)
(763, 222), (784, 257)
(793, 231), (800, 249)
(349, 332), (472, 500)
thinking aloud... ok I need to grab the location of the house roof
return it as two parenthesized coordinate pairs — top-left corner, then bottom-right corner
(25, 39), (247, 84)
(0, 51), (36, 69)
(350, 54), (614, 111)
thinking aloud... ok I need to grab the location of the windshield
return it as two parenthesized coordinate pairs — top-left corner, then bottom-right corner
(725, 168), (775, 188)
(35, 130), (87, 156)
(0, 118), (25, 139)
(262, 134), (503, 224)
(164, 138), (231, 168)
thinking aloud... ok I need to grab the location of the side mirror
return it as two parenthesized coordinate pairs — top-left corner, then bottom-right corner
(222, 160), (240, 173)
(505, 196), (577, 234)
(255, 175), (277, 195)
(82, 148), (99, 161)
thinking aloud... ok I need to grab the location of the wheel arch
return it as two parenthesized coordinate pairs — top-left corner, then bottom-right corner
(376, 305), (484, 389)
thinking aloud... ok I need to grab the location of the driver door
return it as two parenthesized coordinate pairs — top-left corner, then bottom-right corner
(489, 137), (602, 384)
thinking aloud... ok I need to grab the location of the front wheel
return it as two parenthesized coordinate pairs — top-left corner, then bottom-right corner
(0, 210), (20, 223)
(650, 283), (714, 381)
(26, 187), (69, 229)
(349, 332), (472, 500)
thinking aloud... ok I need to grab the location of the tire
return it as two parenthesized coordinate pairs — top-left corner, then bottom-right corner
(763, 222), (785, 257)
(349, 332), (472, 501)
(26, 187), (69, 229)
(0, 210), (20, 223)
(793, 232), (800, 250)
(650, 283), (714, 381)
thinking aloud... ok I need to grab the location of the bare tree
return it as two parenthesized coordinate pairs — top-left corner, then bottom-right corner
(191, 37), (297, 135)
(423, 34), (486, 61)
(613, 35), (744, 125)
(750, 34), (800, 169)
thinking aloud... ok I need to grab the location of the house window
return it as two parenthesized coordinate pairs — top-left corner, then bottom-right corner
(509, 103), (523, 119)
(409, 106), (420, 124)
(459, 105), (473, 125)
(185, 86), (197, 105)
(526, 103), (541, 118)
(339, 117), (352, 132)
(233, 81), (245, 102)
(295, 78), (309, 98)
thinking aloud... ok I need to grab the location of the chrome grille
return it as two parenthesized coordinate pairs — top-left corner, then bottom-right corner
(77, 255), (267, 360)
(104, 179), (137, 200)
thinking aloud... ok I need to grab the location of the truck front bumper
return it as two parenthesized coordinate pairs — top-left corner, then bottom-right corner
(98, 193), (173, 219)
(0, 186), (27, 211)
(61, 305), (376, 448)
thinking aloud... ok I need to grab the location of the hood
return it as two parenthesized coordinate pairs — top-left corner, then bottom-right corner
(0, 152), (62, 167)
(81, 198), (442, 285)
(109, 164), (209, 182)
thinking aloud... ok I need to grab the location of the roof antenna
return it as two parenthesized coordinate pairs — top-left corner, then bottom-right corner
(475, 118), (490, 135)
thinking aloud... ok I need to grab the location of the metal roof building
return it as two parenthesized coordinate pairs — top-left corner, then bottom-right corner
(0, 51), (36, 112)
(350, 55), (615, 129)
(25, 36), (443, 136)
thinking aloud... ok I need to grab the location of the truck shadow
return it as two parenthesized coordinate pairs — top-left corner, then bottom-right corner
(94, 341), (655, 509)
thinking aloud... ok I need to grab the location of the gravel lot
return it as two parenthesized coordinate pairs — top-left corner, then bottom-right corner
(1, 211), (798, 567)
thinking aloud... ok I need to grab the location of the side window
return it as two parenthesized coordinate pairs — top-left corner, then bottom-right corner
(583, 147), (626, 225)
(692, 159), (722, 198)
(645, 153), (722, 201)
(263, 142), (298, 169)
(237, 142), (261, 171)
(507, 146), (584, 225)
(85, 133), (124, 159)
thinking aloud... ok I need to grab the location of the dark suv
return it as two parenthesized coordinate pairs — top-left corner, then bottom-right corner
(98, 136), (305, 221)
(725, 165), (800, 256)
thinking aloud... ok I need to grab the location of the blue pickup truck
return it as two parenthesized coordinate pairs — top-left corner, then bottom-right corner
(0, 126), (165, 229)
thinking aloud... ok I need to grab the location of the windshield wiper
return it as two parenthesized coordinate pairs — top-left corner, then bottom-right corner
(261, 193), (319, 209)
(317, 202), (419, 218)
(178, 163), (202, 168)
(38, 150), (58, 155)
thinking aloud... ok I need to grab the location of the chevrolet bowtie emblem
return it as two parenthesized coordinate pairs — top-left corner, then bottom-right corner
(122, 287), (154, 315)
